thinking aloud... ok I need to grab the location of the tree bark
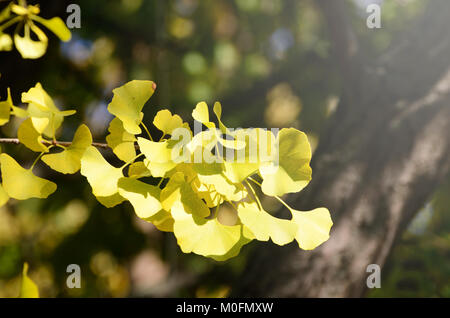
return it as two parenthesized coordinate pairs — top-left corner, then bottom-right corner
(232, 0), (450, 297)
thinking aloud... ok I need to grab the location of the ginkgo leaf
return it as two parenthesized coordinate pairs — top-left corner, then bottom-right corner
(192, 101), (212, 126)
(160, 172), (210, 218)
(106, 117), (136, 162)
(153, 109), (185, 136)
(107, 80), (156, 134)
(260, 128), (312, 197)
(138, 137), (179, 177)
(22, 83), (76, 138)
(291, 207), (333, 250)
(208, 225), (254, 261)
(118, 177), (162, 219)
(196, 173), (247, 202)
(212, 101), (232, 135)
(237, 202), (298, 246)
(128, 161), (152, 178)
(30, 15), (71, 42)
(80, 146), (123, 198)
(0, 33), (13, 51)
(0, 3), (12, 24)
(145, 209), (174, 232)
(0, 183), (9, 207)
(96, 193), (125, 208)
(19, 263), (39, 298)
(42, 124), (92, 174)
(0, 153), (56, 200)
(18, 118), (49, 152)
(192, 102), (245, 150)
(171, 201), (241, 257)
(0, 88), (12, 125)
(14, 22), (48, 59)
(223, 128), (276, 183)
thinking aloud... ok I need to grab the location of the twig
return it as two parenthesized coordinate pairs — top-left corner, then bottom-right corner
(0, 138), (110, 149)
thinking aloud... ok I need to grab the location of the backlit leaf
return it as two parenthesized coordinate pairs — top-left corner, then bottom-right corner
(260, 128), (312, 196)
(19, 263), (39, 298)
(118, 177), (162, 219)
(172, 201), (241, 257)
(80, 146), (123, 199)
(14, 23), (48, 59)
(31, 15), (71, 42)
(17, 117), (49, 152)
(107, 80), (156, 134)
(106, 117), (136, 162)
(0, 153), (56, 200)
(42, 124), (92, 174)
(237, 202), (297, 246)
(291, 207), (333, 250)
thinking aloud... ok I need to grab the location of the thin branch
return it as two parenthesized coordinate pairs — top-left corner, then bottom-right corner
(0, 138), (110, 149)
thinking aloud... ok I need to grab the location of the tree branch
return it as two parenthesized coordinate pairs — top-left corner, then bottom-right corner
(0, 138), (110, 149)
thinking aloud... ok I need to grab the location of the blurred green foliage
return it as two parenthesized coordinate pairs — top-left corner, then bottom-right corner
(0, 0), (446, 297)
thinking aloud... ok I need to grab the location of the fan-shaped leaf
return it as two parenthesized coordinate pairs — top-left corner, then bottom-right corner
(0, 153), (56, 200)
(42, 124), (92, 174)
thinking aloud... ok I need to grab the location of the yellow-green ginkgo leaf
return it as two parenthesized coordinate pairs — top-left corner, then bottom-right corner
(224, 128), (276, 183)
(0, 183), (9, 207)
(153, 109), (185, 136)
(17, 117), (49, 152)
(160, 172), (210, 218)
(208, 225), (255, 261)
(196, 173), (247, 202)
(22, 83), (76, 138)
(192, 101), (213, 128)
(192, 102), (245, 150)
(80, 146), (123, 198)
(0, 3), (12, 24)
(42, 124), (92, 174)
(95, 193), (125, 208)
(107, 80), (156, 134)
(172, 201), (241, 257)
(260, 128), (312, 197)
(191, 178), (223, 208)
(237, 202), (298, 246)
(14, 22), (48, 59)
(291, 207), (333, 250)
(30, 15), (71, 42)
(19, 263), (39, 298)
(7, 87), (28, 118)
(0, 87), (12, 125)
(106, 117), (136, 162)
(138, 137), (178, 178)
(0, 153), (56, 200)
(118, 177), (162, 219)
(0, 33), (13, 51)
(128, 161), (152, 178)
(146, 209), (174, 232)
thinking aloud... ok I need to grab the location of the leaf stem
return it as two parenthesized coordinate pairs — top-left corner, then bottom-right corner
(120, 153), (145, 169)
(245, 180), (262, 211)
(0, 138), (109, 149)
(141, 122), (153, 141)
(247, 176), (292, 211)
(30, 150), (47, 170)
(0, 16), (21, 32)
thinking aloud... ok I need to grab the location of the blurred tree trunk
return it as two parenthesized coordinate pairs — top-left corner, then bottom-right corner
(232, 0), (450, 297)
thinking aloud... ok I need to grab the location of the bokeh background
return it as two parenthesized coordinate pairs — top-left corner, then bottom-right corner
(0, 0), (449, 297)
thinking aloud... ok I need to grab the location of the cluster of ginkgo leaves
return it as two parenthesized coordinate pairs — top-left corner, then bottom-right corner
(0, 0), (71, 59)
(0, 79), (333, 261)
